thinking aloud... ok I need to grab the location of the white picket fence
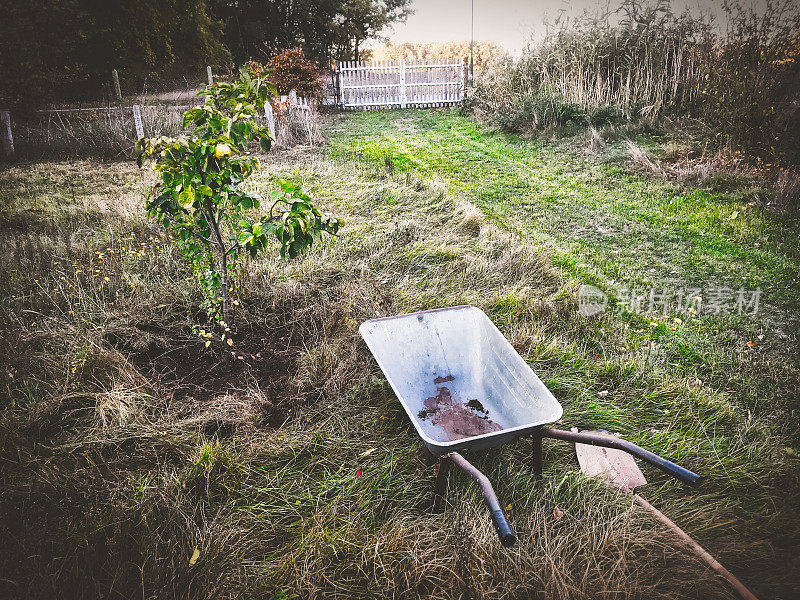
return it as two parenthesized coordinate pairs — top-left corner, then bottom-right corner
(337, 59), (466, 109)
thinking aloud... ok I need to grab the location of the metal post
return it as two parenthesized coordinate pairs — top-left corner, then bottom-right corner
(112, 69), (122, 101)
(1, 109), (13, 157)
(399, 59), (407, 109)
(469, 0), (474, 86)
(207, 66), (213, 86)
(433, 455), (451, 512)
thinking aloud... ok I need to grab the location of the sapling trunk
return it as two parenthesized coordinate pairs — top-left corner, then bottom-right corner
(205, 201), (232, 329)
(218, 244), (231, 329)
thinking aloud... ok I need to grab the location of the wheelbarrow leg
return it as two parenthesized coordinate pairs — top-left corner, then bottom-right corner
(532, 431), (543, 476)
(433, 455), (451, 512)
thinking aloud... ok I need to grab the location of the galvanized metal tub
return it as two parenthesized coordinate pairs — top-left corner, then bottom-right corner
(359, 305), (564, 455)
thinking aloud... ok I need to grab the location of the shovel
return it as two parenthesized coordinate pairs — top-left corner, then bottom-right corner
(573, 430), (759, 600)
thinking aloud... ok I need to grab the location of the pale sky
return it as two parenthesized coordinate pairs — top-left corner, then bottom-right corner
(378, 0), (751, 56)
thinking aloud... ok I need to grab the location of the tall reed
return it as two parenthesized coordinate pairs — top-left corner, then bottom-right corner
(473, 0), (800, 162)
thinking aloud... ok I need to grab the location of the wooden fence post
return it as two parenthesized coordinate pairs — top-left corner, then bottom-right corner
(263, 101), (275, 140)
(0, 109), (13, 157)
(112, 69), (122, 101)
(399, 59), (407, 109)
(132, 105), (144, 139)
(207, 66), (213, 86)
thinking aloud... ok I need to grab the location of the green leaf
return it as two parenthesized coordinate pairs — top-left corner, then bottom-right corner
(178, 188), (195, 209)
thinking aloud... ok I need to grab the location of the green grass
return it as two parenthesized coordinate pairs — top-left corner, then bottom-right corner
(1, 111), (799, 599)
(327, 111), (799, 296)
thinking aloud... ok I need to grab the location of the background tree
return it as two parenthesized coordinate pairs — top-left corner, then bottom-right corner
(209, 0), (412, 65)
(335, 0), (412, 62)
(0, 0), (230, 110)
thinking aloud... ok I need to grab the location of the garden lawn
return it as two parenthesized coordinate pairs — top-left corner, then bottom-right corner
(1, 110), (798, 600)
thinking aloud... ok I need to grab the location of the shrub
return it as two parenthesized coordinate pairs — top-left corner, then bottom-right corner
(589, 105), (622, 127)
(703, 0), (800, 161)
(261, 48), (323, 100)
(496, 91), (587, 132)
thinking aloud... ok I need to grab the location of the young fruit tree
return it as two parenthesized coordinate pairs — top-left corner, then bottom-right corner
(136, 66), (342, 330)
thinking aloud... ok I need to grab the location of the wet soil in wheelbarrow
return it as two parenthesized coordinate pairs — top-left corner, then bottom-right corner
(418, 382), (502, 441)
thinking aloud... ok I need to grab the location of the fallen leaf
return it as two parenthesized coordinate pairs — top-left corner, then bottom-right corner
(227, 338), (234, 346)
(189, 547), (200, 566)
(354, 468), (362, 478)
(553, 506), (564, 521)
(747, 341), (756, 348)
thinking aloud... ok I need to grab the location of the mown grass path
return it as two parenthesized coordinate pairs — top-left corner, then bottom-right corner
(327, 110), (800, 307)
(326, 110), (800, 416)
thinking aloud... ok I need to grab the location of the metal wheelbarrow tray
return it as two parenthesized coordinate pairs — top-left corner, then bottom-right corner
(360, 306), (702, 547)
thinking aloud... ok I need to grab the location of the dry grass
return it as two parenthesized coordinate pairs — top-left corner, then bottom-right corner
(13, 106), (184, 159)
(471, 0), (800, 163)
(273, 105), (324, 149)
(625, 141), (665, 177)
(774, 168), (800, 210)
(579, 127), (607, 157)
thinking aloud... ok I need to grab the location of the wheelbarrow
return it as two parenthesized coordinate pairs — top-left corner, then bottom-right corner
(360, 305), (702, 547)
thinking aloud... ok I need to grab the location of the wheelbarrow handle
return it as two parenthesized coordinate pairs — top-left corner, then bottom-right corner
(448, 452), (516, 547)
(539, 428), (703, 486)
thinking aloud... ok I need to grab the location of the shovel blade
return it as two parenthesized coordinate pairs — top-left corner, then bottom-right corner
(575, 430), (647, 492)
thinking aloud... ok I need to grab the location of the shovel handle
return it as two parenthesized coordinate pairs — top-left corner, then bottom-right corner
(634, 495), (759, 600)
(540, 428), (703, 486)
(448, 452), (516, 547)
